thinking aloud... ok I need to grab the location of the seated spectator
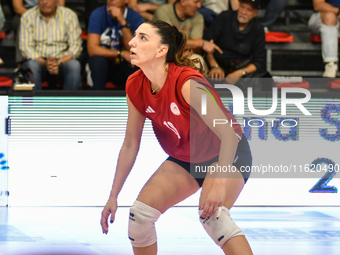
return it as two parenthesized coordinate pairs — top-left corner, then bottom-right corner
(19, 0), (82, 90)
(13, 0), (64, 16)
(86, 0), (144, 90)
(152, 0), (222, 69)
(13, 0), (65, 64)
(0, 0), (4, 65)
(198, 0), (239, 28)
(309, 0), (340, 78)
(261, 0), (288, 31)
(128, 0), (175, 21)
(204, 0), (272, 90)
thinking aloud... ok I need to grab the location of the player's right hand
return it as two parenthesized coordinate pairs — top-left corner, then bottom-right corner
(101, 198), (118, 234)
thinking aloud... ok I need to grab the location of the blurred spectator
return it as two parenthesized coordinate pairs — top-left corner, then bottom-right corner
(261, 0), (288, 31)
(13, 0), (64, 16)
(198, 0), (239, 28)
(153, 0), (222, 58)
(128, 0), (175, 21)
(86, 0), (143, 90)
(13, 0), (65, 64)
(0, 0), (5, 32)
(19, 0), (82, 90)
(0, 0), (5, 65)
(309, 0), (340, 78)
(204, 0), (272, 90)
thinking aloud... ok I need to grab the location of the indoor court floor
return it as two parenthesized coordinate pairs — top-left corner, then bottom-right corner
(0, 206), (339, 255)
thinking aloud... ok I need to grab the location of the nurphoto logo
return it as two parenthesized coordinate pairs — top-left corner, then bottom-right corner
(201, 85), (311, 116)
(200, 85), (311, 128)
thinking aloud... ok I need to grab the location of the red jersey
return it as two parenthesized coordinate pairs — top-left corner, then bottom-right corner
(126, 63), (242, 163)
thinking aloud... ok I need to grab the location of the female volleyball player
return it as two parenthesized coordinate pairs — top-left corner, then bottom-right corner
(100, 20), (253, 255)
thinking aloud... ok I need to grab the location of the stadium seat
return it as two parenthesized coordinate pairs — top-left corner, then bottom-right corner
(265, 32), (294, 43)
(275, 80), (310, 89)
(105, 82), (120, 89)
(81, 30), (88, 40)
(310, 34), (340, 43)
(0, 76), (12, 87)
(327, 79), (340, 89)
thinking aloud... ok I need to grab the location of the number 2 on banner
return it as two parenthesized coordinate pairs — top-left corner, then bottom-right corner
(309, 158), (338, 193)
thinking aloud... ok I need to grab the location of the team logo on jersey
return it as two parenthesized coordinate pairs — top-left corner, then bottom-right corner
(170, 102), (181, 116)
(146, 106), (155, 114)
(164, 121), (181, 139)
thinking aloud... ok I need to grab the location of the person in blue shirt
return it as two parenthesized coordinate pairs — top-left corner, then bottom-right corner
(86, 0), (144, 90)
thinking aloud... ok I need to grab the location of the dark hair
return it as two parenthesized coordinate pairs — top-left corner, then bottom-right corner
(145, 20), (204, 74)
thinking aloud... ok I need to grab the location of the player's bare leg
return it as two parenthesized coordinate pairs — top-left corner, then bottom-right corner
(131, 160), (200, 255)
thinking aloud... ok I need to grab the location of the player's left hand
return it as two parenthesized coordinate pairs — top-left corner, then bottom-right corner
(199, 182), (226, 218)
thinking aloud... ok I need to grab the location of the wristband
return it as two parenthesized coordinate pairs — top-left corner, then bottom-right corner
(211, 64), (219, 69)
(242, 69), (248, 76)
(115, 50), (122, 64)
(121, 22), (130, 29)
